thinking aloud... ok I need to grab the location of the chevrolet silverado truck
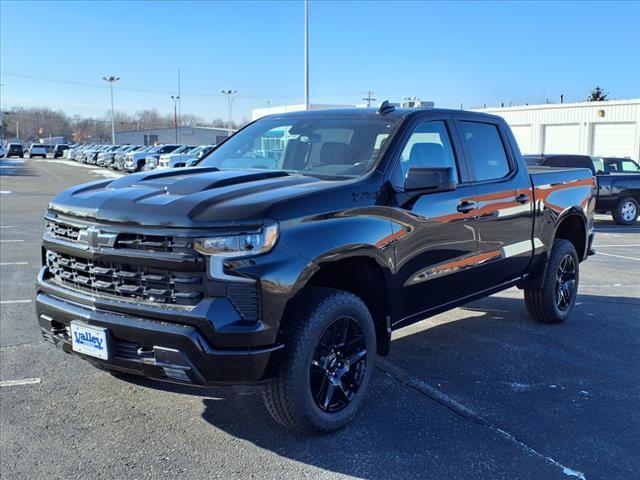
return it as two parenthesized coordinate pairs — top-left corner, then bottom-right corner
(525, 154), (640, 225)
(36, 105), (595, 433)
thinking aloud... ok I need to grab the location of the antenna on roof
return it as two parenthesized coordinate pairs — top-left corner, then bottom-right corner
(377, 100), (395, 115)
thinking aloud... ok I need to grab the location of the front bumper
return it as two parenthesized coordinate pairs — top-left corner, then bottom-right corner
(36, 271), (284, 386)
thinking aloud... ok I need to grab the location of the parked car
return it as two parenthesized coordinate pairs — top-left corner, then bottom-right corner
(112, 145), (149, 170)
(0, 144), (5, 157)
(525, 154), (640, 225)
(37, 106), (595, 433)
(6, 143), (23, 158)
(124, 144), (181, 172)
(158, 144), (216, 169)
(85, 145), (116, 165)
(28, 144), (48, 158)
(100, 145), (138, 168)
(144, 145), (195, 171)
(53, 144), (70, 158)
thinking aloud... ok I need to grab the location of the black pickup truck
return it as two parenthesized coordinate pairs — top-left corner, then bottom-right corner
(37, 106), (596, 433)
(525, 154), (640, 225)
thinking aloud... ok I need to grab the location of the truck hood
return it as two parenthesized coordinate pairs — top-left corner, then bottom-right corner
(48, 167), (337, 228)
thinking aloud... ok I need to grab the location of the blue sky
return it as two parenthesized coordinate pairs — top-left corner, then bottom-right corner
(1, 0), (638, 121)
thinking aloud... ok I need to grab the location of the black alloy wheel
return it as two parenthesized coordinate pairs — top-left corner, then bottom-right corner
(310, 316), (367, 413)
(555, 254), (576, 312)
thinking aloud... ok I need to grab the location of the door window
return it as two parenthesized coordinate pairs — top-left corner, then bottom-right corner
(459, 122), (511, 181)
(394, 120), (458, 186)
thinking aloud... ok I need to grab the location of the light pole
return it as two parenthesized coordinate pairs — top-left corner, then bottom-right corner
(171, 95), (180, 143)
(220, 89), (237, 137)
(304, 0), (309, 110)
(102, 76), (119, 144)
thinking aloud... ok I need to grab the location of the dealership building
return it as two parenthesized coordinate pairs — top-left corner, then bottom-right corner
(475, 99), (640, 159)
(115, 126), (230, 146)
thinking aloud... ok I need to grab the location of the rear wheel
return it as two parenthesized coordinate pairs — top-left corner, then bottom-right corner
(612, 196), (639, 225)
(263, 288), (376, 434)
(524, 239), (579, 324)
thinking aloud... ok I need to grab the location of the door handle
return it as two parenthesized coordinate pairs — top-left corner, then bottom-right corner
(457, 201), (477, 214)
(515, 193), (529, 204)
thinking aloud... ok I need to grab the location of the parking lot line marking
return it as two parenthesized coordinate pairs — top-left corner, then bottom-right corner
(0, 262), (29, 266)
(0, 378), (41, 388)
(0, 239), (24, 243)
(596, 251), (640, 262)
(595, 244), (640, 247)
(378, 359), (586, 480)
(0, 300), (32, 305)
(0, 191), (12, 194)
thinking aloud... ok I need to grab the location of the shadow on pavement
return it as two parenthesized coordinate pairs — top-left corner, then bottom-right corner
(111, 292), (639, 478)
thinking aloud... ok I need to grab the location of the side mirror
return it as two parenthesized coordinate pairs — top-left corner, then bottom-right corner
(405, 167), (456, 195)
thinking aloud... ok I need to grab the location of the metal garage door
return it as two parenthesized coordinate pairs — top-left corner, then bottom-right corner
(543, 124), (580, 154)
(510, 125), (532, 153)
(592, 123), (636, 158)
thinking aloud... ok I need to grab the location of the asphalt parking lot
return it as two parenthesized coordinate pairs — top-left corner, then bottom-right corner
(1, 157), (638, 480)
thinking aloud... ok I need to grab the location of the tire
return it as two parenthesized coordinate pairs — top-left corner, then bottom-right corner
(524, 239), (579, 324)
(612, 196), (639, 226)
(263, 287), (376, 434)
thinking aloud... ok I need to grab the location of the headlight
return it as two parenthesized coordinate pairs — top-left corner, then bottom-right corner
(195, 224), (279, 258)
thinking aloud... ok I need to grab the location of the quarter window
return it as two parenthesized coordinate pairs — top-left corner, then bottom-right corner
(396, 120), (458, 186)
(459, 121), (511, 181)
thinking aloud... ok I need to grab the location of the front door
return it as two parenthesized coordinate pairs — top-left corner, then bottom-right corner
(389, 116), (480, 324)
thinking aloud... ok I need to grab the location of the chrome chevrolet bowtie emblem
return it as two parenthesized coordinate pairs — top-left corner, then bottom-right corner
(77, 226), (117, 249)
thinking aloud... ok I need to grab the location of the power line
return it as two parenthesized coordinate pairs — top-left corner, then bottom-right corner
(2, 72), (300, 100)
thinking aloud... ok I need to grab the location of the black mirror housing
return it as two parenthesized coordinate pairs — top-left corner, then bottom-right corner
(405, 167), (456, 195)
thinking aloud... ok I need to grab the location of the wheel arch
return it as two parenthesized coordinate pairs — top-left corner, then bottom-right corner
(283, 250), (394, 356)
(521, 209), (588, 290)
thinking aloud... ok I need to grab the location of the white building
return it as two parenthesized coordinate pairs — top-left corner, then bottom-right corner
(474, 99), (640, 159)
(115, 126), (230, 146)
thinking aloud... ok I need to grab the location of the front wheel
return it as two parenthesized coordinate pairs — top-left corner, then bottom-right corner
(524, 239), (579, 324)
(263, 288), (376, 434)
(612, 196), (639, 225)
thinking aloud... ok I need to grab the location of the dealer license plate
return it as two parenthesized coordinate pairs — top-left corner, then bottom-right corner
(70, 322), (110, 360)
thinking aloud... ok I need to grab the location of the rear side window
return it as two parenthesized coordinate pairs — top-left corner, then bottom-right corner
(621, 160), (640, 172)
(459, 122), (510, 182)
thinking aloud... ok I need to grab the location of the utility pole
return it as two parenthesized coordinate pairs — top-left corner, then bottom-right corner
(220, 89), (237, 137)
(102, 76), (120, 144)
(362, 91), (376, 107)
(304, 0), (309, 110)
(171, 95), (180, 143)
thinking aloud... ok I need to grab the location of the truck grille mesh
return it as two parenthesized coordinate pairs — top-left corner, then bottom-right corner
(44, 218), (261, 320)
(46, 250), (205, 306)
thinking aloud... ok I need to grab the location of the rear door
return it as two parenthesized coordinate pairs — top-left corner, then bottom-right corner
(453, 116), (535, 290)
(388, 113), (480, 323)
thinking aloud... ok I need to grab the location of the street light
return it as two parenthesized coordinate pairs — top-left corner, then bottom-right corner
(220, 89), (237, 137)
(171, 95), (180, 143)
(102, 76), (120, 144)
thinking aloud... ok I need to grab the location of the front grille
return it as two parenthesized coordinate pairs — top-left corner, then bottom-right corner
(46, 250), (205, 306)
(116, 234), (195, 253)
(46, 221), (80, 242)
(44, 218), (261, 320)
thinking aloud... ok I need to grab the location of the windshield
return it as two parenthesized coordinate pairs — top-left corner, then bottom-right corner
(198, 115), (399, 178)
